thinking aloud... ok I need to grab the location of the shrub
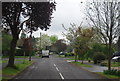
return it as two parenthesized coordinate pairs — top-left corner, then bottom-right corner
(70, 53), (75, 56)
(100, 61), (108, 66)
(93, 52), (106, 64)
(103, 69), (120, 76)
(15, 49), (24, 56)
(15, 49), (30, 56)
(65, 52), (75, 57)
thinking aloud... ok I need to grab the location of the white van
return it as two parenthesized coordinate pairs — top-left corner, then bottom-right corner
(41, 50), (49, 58)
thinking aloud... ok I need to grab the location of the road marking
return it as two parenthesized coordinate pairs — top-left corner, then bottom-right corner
(59, 73), (64, 80)
(54, 64), (64, 79)
(54, 64), (56, 67)
(56, 67), (59, 71)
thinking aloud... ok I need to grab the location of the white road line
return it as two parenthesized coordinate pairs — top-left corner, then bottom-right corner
(59, 73), (64, 80)
(54, 64), (64, 79)
(54, 64), (56, 67)
(56, 67), (59, 71)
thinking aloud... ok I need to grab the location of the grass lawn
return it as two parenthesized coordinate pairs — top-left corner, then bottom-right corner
(2, 60), (7, 63)
(57, 55), (65, 58)
(35, 55), (42, 58)
(66, 58), (75, 60)
(0, 60), (2, 63)
(0, 70), (2, 80)
(96, 72), (120, 79)
(71, 61), (92, 68)
(2, 56), (29, 58)
(101, 61), (120, 67)
(58, 55), (75, 59)
(2, 61), (34, 80)
(15, 56), (29, 58)
(2, 59), (30, 63)
(111, 62), (120, 67)
(65, 56), (75, 58)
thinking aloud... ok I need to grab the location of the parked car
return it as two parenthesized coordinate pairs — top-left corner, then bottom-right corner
(112, 52), (120, 62)
(59, 52), (65, 55)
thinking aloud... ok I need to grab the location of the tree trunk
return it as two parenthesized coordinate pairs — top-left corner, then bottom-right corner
(81, 59), (83, 64)
(108, 42), (112, 70)
(29, 52), (32, 61)
(7, 37), (18, 68)
(118, 36), (120, 52)
(75, 54), (77, 62)
(108, 58), (111, 70)
(29, 32), (32, 61)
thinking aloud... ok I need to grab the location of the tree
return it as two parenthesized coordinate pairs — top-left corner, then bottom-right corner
(17, 31), (27, 47)
(63, 23), (94, 62)
(50, 35), (58, 44)
(118, 36), (120, 52)
(62, 23), (81, 62)
(2, 30), (12, 55)
(85, 1), (120, 70)
(2, 2), (56, 68)
(52, 39), (67, 53)
(40, 34), (51, 50)
(75, 28), (94, 63)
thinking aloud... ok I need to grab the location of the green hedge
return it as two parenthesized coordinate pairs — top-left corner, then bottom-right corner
(93, 52), (106, 64)
(103, 69), (120, 77)
(65, 52), (75, 57)
(15, 49), (35, 56)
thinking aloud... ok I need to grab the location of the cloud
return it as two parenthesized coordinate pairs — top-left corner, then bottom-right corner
(33, 0), (87, 39)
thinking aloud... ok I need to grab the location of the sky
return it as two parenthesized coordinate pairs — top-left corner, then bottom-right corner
(32, 0), (87, 39)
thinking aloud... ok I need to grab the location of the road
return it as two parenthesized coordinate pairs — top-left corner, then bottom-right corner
(15, 54), (109, 80)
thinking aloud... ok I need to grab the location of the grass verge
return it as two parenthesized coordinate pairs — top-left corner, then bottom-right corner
(111, 62), (120, 67)
(71, 61), (92, 68)
(2, 59), (30, 64)
(96, 72), (120, 79)
(66, 58), (75, 60)
(2, 56), (29, 58)
(2, 61), (34, 80)
(35, 55), (42, 58)
(58, 55), (75, 59)
(58, 55), (65, 58)
(100, 61), (120, 67)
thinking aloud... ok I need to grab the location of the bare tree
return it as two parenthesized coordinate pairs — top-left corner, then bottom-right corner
(117, 2), (120, 52)
(62, 22), (94, 62)
(62, 23), (82, 62)
(86, 1), (120, 70)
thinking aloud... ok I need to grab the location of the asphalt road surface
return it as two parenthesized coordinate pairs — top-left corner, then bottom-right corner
(14, 55), (109, 80)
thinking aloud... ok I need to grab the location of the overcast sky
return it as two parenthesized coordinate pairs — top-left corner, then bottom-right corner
(33, 0), (87, 39)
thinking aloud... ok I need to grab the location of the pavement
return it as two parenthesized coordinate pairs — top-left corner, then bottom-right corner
(66, 59), (120, 72)
(66, 60), (108, 72)
(13, 54), (108, 79)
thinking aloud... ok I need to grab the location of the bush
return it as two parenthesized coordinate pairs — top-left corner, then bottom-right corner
(15, 49), (24, 56)
(100, 61), (108, 66)
(103, 69), (120, 76)
(93, 52), (106, 64)
(15, 49), (30, 56)
(65, 52), (75, 57)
